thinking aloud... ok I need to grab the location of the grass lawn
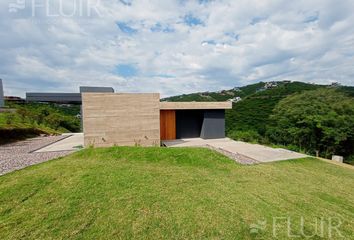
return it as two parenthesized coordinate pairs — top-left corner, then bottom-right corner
(0, 147), (354, 239)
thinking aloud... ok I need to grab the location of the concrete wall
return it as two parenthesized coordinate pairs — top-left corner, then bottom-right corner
(82, 93), (160, 147)
(200, 110), (225, 139)
(0, 79), (4, 108)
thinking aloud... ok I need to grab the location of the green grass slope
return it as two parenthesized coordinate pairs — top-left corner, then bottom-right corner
(0, 102), (80, 144)
(1, 147), (354, 239)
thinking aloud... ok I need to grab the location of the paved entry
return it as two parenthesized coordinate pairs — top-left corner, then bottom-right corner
(162, 138), (307, 164)
(35, 133), (84, 153)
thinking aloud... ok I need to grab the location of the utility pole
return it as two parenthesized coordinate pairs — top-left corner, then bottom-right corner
(0, 79), (4, 108)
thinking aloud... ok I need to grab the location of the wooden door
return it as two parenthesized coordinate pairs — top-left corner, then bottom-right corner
(160, 110), (176, 140)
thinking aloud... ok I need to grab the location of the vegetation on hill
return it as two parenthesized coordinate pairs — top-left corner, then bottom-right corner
(164, 81), (354, 163)
(162, 82), (264, 102)
(267, 89), (354, 159)
(226, 81), (324, 135)
(0, 102), (81, 144)
(1, 147), (354, 239)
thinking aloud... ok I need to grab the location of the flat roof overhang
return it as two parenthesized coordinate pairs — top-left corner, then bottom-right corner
(160, 102), (232, 110)
(26, 87), (114, 104)
(26, 93), (82, 103)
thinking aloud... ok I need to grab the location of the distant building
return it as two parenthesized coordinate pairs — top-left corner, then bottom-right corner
(228, 96), (242, 103)
(4, 96), (26, 104)
(330, 82), (341, 88)
(0, 79), (4, 108)
(264, 81), (278, 89)
(233, 87), (241, 92)
(26, 86), (114, 104)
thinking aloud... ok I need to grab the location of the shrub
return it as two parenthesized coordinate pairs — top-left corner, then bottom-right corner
(5, 113), (16, 125)
(228, 130), (262, 143)
(345, 155), (354, 165)
(266, 89), (354, 159)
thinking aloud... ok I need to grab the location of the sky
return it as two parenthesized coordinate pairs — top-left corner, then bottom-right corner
(1, 0), (354, 97)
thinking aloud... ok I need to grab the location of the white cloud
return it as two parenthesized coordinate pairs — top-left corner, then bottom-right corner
(1, 0), (354, 97)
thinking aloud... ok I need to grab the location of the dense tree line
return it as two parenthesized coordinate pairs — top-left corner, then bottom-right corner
(227, 88), (354, 163)
(1, 102), (81, 133)
(267, 89), (354, 159)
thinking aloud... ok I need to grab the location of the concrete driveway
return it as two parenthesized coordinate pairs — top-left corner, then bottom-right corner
(35, 133), (84, 153)
(162, 138), (307, 164)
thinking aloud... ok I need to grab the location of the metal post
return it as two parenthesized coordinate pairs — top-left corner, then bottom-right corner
(0, 79), (4, 108)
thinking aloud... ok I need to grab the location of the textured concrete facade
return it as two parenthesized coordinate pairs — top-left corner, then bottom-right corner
(82, 93), (160, 147)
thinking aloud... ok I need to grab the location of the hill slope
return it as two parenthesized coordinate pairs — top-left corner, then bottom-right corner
(0, 102), (81, 144)
(163, 81), (326, 133)
(163, 81), (354, 163)
(226, 81), (325, 134)
(163, 81), (354, 135)
(163, 82), (264, 102)
(1, 147), (354, 239)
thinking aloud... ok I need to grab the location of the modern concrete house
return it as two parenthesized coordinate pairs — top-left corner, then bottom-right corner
(0, 79), (4, 108)
(26, 86), (114, 104)
(82, 93), (232, 147)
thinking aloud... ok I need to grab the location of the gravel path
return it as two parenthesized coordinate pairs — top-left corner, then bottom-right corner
(206, 144), (260, 165)
(0, 136), (74, 176)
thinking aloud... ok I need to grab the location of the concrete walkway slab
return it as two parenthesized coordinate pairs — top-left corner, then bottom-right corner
(162, 138), (307, 164)
(35, 133), (84, 153)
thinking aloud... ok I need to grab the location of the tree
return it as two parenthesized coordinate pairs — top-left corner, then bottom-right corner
(266, 89), (354, 159)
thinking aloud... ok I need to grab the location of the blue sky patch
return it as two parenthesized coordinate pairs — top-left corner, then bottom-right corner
(114, 64), (138, 77)
(116, 22), (137, 34)
(202, 40), (217, 45)
(198, 0), (212, 4)
(151, 23), (174, 33)
(225, 32), (240, 41)
(119, 0), (132, 6)
(149, 73), (175, 78)
(304, 12), (319, 23)
(250, 16), (267, 25)
(184, 14), (204, 26)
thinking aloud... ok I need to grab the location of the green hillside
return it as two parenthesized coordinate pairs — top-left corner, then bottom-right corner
(163, 81), (326, 134)
(226, 81), (324, 134)
(1, 147), (354, 239)
(0, 102), (81, 144)
(162, 82), (264, 102)
(163, 81), (354, 163)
